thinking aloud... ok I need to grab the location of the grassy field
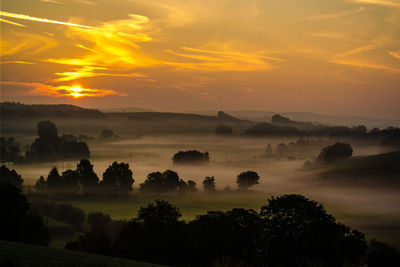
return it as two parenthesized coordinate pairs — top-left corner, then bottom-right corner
(0, 240), (164, 267)
(50, 191), (269, 220)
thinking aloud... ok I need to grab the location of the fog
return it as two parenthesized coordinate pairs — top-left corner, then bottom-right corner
(9, 134), (400, 246)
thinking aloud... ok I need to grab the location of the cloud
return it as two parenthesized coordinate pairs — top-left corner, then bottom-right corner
(0, 11), (95, 29)
(0, 18), (26, 27)
(163, 43), (281, 72)
(388, 50), (400, 60)
(331, 59), (400, 73)
(302, 7), (365, 21)
(1, 81), (123, 98)
(0, 61), (34, 64)
(347, 0), (400, 7)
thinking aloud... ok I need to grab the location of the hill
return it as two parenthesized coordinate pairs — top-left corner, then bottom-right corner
(0, 102), (104, 119)
(318, 150), (400, 187)
(0, 240), (164, 267)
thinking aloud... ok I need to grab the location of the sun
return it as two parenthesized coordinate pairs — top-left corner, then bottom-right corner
(66, 85), (86, 98)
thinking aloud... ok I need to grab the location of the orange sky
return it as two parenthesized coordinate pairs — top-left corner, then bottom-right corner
(1, 0), (400, 118)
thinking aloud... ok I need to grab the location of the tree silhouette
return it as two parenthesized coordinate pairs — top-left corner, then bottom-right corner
(317, 142), (353, 163)
(101, 161), (134, 195)
(77, 159), (99, 194)
(61, 169), (80, 194)
(35, 175), (46, 192)
(0, 165), (23, 187)
(0, 183), (49, 245)
(259, 194), (367, 266)
(203, 176), (216, 192)
(47, 167), (62, 190)
(236, 171), (260, 190)
(0, 137), (21, 163)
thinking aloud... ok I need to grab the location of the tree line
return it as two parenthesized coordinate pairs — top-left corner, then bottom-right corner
(1, 175), (400, 266)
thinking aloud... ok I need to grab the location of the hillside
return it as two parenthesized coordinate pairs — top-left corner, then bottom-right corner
(318, 151), (400, 187)
(0, 102), (104, 119)
(0, 240), (164, 267)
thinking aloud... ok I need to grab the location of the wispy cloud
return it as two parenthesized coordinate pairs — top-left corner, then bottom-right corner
(163, 43), (281, 72)
(388, 50), (400, 60)
(0, 18), (26, 27)
(347, 0), (400, 7)
(0, 61), (34, 64)
(302, 7), (365, 20)
(1, 81), (123, 98)
(0, 11), (95, 29)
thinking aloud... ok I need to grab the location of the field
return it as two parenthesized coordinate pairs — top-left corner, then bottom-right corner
(0, 240), (164, 267)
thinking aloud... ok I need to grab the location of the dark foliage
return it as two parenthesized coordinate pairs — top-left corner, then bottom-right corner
(271, 114), (293, 124)
(245, 123), (300, 136)
(0, 137), (21, 163)
(0, 165), (23, 187)
(0, 184), (49, 245)
(61, 169), (80, 194)
(0, 102), (104, 118)
(114, 200), (186, 265)
(69, 195), (368, 266)
(215, 124), (233, 135)
(101, 161), (134, 196)
(259, 194), (367, 267)
(140, 170), (194, 194)
(317, 142), (353, 163)
(236, 171), (260, 190)
(203, 176), (216, 192)
(61, 141), (90, 160)
(26, 121), (90, 162)
(77, 159), (99, 194)
(173, 150), (210, 164)
(100, 129), (115, 139)
(46, 167), (63, 190)
(31, 201), (85, 230)
(188, 208), (263, 266)
(366, 240), (400, 267)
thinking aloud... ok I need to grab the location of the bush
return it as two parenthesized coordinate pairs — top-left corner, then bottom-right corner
(317, 142), (353, 163)
(172, 150), (209, 164)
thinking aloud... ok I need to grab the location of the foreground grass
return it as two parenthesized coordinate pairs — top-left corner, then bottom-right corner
(0, 240), (164, 267)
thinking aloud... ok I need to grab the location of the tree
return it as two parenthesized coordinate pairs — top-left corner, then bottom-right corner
(317, 142), (353, 163)
(163, 170), (180, 192)
(47, 167), (62, 190)
(189, 208), (263, 266)
(187, 180), (197, 192)
(100, 129), (114, 139)
(101, 161), (134, 195)
(236, 171), (260, 190)
(0, 165), (23, 187)
(173, 150), (210, 164)
(366, 240), (400, 267)
(140, 170), (192, 194)
(35, 176), (46, 192)
(203, 176), (216, 192)
(0, 183), (50, 245)
(88, 212), (112, 233)
(0, 137), (21, 162)
(259, 194), (367, 266)
(265, 143), (273, 158)
(77, 159), (99, 194)
(61, 169), (80, 194)
(137, 199), (182, 226)
(215, 125), (233, 135)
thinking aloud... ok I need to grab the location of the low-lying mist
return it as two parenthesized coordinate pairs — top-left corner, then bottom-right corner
(9, 134), (400, 246)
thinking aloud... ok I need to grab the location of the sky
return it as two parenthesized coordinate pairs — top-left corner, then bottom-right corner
(1, 0), (400, 118)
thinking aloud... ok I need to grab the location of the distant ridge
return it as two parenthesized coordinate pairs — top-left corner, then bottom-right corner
(0, 102), (104, 119)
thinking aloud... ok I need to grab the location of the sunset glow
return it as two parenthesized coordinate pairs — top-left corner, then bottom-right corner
(1, 0), (399, 117)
